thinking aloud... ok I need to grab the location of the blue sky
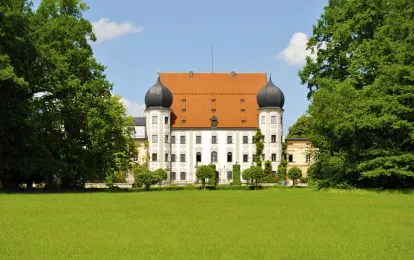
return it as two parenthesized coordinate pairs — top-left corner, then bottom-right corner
(33, 0), (328, 134)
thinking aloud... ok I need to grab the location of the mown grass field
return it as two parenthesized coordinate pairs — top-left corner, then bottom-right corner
(0, 188), (413, 259)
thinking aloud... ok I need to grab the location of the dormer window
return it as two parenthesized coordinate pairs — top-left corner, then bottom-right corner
(211, 116), (218, 128)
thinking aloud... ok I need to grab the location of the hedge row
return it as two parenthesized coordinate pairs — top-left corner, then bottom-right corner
(86, 185), (278, 193)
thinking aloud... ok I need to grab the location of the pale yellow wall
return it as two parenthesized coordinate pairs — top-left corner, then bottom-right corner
(126, 139), (148, 183)
(286, 139), (315, 178)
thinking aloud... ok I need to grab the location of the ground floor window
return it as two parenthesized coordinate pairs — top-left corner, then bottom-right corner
(152, 153), (157, 161)
(227, 171), (232, 181)
(171, 172), (176, 180)
(288, 154), (294, 162)
(180, 172), (186, 180)
(271, 153), (276, 162)
(271, 171), (276, 177)
(243, 154), (248, 162)
(196, 152), (201, 162)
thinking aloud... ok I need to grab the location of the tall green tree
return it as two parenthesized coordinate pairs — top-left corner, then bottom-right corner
(299, 0), (414, 188)
(287, 115), (311, 138)
(0, 0), (136, 189)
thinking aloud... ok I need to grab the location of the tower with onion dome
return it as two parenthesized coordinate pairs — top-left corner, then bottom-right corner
(144, 76), (173, 175)
(256, 74), (285, 169)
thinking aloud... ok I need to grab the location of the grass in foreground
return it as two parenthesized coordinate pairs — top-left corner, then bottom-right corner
(0, 189), (413, 259)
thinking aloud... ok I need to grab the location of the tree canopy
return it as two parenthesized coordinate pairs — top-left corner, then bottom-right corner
(0, 0), (136, 189)
(299, 0), (414, 188)
(287, 115), (311, 138)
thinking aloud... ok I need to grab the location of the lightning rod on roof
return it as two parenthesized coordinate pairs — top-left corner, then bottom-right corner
(211, 42), (214, 74)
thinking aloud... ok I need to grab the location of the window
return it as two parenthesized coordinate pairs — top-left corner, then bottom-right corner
(261, 154), (265, 160)
(181, 120), (186, 124)
(180, 136), (186, 144)
(227, 171), (232, 181)
(212, 118), (217, 127)
(227, 152), (232, 162)
(180, 153), (186, 162)
(306, 154), (312, 162)
(171, 136), (176, 144)
(211, 109), (216, 113)
(196, 136), (201, 144)
(182, 109), (186, 113)
(271, 135), (276, 143)
(180, 172), (186, 180)
(227, 136), (232, 144)
(243, 136), (248, 144)
(165, 154), (168, 162)
(271, 153), (276, 162)
(288, 142), (293, 146)
(152, 116), (158, 124)
(252, 138), (256, 144)
(171, 154), (176, 162)
(240, 99), (245, 103)
(152, 135), (158, 143)
(211, 99), (216, 103)
(212, 136), (217, 144)
(181, 99), (186, 103)
(271, 116), (277, 124)
(196, 152), (201, 162)
(133, 155), (139, 162)
(211, 152), (217, 163)
(165, 135), (169, 143)
(262, 135), (265, 142)
(152, 153), (157, 161)
(171, 172), (176, 180)
(241, 120), (246, 124)
(243, 154), (248, 162)
(288, 154), (294, 162)
(306, 143), (310, 146)
(241, 109), (245, 113)
(261, 116), (265, 124)
(271, 171), (276, 177)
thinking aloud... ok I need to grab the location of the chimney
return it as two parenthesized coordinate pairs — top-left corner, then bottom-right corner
(231, 71), (236, 77)
(189, 71), (194, 78)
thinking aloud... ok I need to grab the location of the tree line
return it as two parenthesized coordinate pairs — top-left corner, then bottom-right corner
(293, 0), (414, 188)
(0, 0), (136, 189)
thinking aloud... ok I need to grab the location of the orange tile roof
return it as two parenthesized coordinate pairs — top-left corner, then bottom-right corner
(160, 72), (267, 128)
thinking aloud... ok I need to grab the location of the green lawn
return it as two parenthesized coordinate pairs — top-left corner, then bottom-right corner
(0, 189), (413, 260)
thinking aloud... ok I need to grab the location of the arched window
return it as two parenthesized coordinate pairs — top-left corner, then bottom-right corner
(227, 152), (232, 162)
(211, 152), (217, 163)
(196, 152), (201, 162)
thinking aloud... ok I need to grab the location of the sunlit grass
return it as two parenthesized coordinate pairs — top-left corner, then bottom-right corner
(0, 189), (413, 259)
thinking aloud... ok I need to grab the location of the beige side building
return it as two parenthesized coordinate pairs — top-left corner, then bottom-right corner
(285, 138), (315, 178)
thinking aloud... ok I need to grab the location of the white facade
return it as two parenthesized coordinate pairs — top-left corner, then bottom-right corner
(145, 108), (283, 184)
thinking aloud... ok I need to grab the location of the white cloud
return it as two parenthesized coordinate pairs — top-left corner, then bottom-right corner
(275, 32), (316, 66)
(92, 18), (144, 43)
(121, 98), (146, 117)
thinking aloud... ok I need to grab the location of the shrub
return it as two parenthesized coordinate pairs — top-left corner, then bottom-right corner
(114, 171), (126, 183)
(196, 165), (214, 189)
(261, 175), (280, 183)
(232, 164), (241, 185)
(207, 164), (217, 186)
(288, 167), (302, 186)
(242, 168), (251, 183)
(300, 176), (308, 183)
(264, 160), (272, 175)
(250, 166), (264, 188)
(134, 168), (162, 190)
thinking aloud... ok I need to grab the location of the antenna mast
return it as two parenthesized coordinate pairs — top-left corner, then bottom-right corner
(211, 42), (214, 74)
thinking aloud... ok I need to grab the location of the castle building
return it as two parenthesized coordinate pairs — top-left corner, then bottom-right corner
(135, 72), (285, 184)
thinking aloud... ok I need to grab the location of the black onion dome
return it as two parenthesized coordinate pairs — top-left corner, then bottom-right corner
(257, 75), (285, 108)
(145, 76), (173, 108)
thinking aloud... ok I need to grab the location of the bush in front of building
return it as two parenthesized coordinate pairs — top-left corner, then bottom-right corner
(232, 164), (241, 185)
(134, 167), (167, 190)
(196, 165), (214, 189)
(288, 167), (302, 187)
(207, 164), (217, 186)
